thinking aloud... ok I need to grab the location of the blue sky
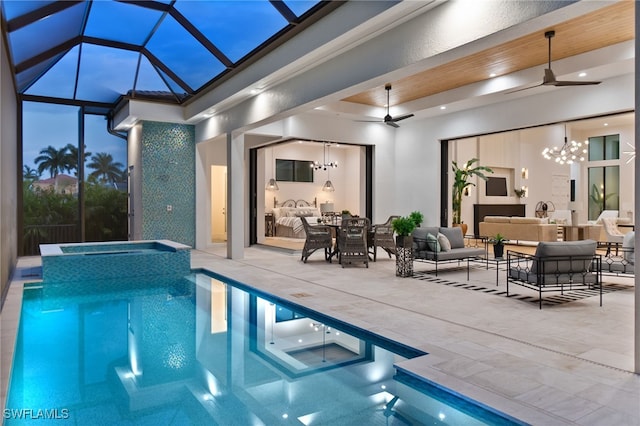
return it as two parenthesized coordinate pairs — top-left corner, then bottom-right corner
(23, 102), (127, 178)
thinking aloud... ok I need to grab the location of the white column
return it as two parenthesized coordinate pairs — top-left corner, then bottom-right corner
(227, 132), (245, 259)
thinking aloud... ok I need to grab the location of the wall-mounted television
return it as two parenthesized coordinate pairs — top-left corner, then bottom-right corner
(486, 176), (508, 196)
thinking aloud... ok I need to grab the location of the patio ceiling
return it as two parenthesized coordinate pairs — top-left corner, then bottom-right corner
(344, 0), (634, 109)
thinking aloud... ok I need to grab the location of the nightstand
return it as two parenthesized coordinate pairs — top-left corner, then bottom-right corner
(265, 213), (274, 237)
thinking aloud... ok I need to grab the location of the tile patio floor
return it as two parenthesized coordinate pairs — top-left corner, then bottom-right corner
(190, 244), (639, 425)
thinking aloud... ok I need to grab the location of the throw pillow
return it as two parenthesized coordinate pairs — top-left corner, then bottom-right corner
(426, 233), (441, 252)
(437, 232), (451, 252)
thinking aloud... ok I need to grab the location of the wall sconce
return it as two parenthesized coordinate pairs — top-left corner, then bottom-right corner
(521, 168), (528, 179)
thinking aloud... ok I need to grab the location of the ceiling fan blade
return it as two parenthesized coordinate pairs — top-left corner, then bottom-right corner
(505, 82), (544, 94)
(390, 113), (414, 122)
(543, 68), (601, 86)
(385, 120), (399, 128)
(553, 80), (602, 86)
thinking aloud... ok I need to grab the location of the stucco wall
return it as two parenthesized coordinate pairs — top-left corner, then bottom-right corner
(0, 30), (18, 306)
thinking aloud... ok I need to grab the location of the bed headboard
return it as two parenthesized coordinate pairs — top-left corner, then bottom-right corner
(274, 197), (317, 208)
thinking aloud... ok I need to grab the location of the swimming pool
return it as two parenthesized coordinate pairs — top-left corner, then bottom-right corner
(4, 269), (526, 425)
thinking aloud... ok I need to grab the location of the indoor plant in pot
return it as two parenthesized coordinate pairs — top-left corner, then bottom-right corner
(488, 233), (508, 258)
(391, 216), (417, 248)
(451, 158), (493, 235)
(409, 211), (424, 228)
(392, 215), (417, 277)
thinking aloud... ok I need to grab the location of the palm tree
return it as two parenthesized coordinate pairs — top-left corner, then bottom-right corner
(34, 145), (72, 178)
(451, 158), (493, 226)
(86, 152), (124, 184)
(22, 165), (40, 180)
(65, 143), (91, 176)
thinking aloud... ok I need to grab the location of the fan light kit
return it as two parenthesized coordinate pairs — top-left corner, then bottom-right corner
(542, 124), (588, 164)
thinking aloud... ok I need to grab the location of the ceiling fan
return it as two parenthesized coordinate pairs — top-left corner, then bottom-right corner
(360, 84), (414, 128)
(509, 30), (601, 93)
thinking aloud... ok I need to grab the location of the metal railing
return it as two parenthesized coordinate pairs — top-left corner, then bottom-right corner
(22, 224), (78, 256)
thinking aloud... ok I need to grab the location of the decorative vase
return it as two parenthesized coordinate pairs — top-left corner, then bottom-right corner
(493, 243), (504, 259)
(453, 223), (468, 236)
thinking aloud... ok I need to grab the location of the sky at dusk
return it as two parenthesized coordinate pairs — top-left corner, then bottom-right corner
(22, 101), (127, 178)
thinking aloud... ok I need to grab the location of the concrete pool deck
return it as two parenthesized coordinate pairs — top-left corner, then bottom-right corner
(2, 245), (638, 424)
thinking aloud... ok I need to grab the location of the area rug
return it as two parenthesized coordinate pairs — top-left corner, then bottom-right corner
(411, 270), (632, 307)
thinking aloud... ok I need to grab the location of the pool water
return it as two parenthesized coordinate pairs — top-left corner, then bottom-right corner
(5, 270), (526, 425)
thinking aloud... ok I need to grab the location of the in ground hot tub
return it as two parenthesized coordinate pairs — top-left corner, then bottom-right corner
(39, 240), (191, 283)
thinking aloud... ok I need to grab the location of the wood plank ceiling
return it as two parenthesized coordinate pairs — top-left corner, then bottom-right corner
(344, 1), (634, 108)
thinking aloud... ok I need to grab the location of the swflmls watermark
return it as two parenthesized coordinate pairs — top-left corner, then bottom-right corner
(3, 408), (70, 420)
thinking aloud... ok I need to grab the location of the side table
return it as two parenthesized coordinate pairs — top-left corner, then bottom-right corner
(265, 213), (274, 237)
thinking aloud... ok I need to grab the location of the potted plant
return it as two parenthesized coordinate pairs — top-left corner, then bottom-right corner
(488, 233), (508, 258)
(409, 211), (424, 228)
(451, 158), (493, 235)
(341, 210), (352, 220)
(391, 216), (417, 248)
(514, 188), (526, 198)
(392, 216), (417, 277)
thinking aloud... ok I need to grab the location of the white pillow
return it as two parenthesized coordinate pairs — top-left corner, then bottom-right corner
(437, 232), (451, 252)
(272, 208), (282, 221)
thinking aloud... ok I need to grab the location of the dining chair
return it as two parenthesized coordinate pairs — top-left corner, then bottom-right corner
(601, 216), (624, 255)
(338, 217), (370, 268)
(368, 215), (399, 261)
(300, 216), (334, 263)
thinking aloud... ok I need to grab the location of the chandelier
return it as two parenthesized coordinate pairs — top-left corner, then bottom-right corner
(311, 143), (338, 170)
(541, 124), (588, 164)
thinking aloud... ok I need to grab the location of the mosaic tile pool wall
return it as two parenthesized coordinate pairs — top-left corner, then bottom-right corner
(40, 241), (191, 283)
(141, 121), (195, 247)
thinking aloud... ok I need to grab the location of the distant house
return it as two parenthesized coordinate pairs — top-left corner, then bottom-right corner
(32, 174), (78, 195)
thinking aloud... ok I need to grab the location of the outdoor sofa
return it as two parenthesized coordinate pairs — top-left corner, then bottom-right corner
(412, 226), (486, 278)
(506, 239), (602, 309)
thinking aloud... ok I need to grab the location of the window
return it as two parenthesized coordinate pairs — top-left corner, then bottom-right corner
(275, 159), (314, 182)
(21, 101), (128, 255)
(588, 166), (619, 220)
(588, 134), (619, 161)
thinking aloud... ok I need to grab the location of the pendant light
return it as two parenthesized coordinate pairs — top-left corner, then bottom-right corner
(541, 124), (587, 165)
(265, 147), (279, 191)
(321, 143), (335, 191)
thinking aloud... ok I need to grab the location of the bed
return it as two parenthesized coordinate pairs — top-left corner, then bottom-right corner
(271, 198), (322, 238)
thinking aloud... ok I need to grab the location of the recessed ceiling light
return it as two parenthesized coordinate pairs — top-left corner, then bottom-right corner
(604, 123), (609, 126)
(578, 72), (587, 77)
(489, 73), (497, 78)
(440, 106), (446, 110)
